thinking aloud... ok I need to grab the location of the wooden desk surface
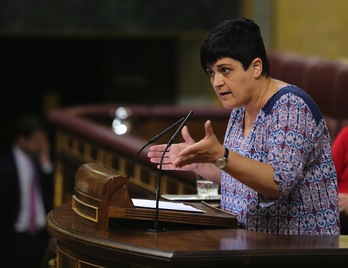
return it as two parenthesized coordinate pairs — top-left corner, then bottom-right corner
(47, 202), (348, 268)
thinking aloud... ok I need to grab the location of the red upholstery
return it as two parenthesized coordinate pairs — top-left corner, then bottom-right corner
(268, 51), (287, 80)
(305, 60), (342, 116)
(278, 54), (319, 91)
(335, 64), (348, 118)
(267, 51), (348, 140)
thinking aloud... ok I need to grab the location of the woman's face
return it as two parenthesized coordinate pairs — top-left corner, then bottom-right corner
(206, 57), (258, 110)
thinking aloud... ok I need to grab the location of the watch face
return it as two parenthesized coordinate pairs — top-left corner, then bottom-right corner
(215, 158), (227, 168)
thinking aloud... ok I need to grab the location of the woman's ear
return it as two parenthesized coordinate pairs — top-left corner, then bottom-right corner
(251, 58), (263, 78)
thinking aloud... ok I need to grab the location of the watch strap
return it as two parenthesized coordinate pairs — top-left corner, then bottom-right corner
(223, 146), (229, 159)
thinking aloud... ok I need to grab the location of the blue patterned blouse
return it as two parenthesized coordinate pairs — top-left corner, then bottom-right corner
(221, 85), (340, 235)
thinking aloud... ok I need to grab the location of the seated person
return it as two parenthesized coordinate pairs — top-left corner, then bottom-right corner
(332, 126), (348, 234)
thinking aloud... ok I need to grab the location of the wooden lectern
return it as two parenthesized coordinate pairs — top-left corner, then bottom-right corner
(47, 162), (348, 267)
(72, 162), (237, 231)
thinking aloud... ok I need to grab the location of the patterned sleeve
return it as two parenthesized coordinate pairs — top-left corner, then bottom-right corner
(265, 92), (323, 200)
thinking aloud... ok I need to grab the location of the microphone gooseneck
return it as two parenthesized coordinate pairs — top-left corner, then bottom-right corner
(149, 111), (194, 232)
(127, 116), (185, 180)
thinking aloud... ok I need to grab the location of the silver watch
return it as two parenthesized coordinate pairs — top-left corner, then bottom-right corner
(214, 147), (229, 169)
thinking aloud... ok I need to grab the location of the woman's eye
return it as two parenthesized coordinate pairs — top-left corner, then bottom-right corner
(221, 67), (230, 74)
(206, 70), (214, 77)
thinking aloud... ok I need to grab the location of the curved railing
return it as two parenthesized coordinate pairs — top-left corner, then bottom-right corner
(48, 103), (230, 206)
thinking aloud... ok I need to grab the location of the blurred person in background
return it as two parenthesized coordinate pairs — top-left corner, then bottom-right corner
(332, 126), (348, 234)
(0, 114), (54, 267)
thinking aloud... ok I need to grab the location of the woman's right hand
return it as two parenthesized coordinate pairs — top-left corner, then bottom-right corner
(147, 125), (197, 171)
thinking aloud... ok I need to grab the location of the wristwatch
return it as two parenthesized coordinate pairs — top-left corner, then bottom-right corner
(214, 147), (229, 169)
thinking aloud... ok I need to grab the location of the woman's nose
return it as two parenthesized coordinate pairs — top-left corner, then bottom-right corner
(211, 73), (224, 87)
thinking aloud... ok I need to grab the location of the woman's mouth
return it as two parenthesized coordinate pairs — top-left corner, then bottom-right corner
(220, 91), (231, 97)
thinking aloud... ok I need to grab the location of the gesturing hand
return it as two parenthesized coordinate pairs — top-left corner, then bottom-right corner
(174, 120), (224, 168)
(147, 125), (197, 171)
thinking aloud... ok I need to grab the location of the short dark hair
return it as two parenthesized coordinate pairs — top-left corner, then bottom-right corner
(15, 114), (46, 138)
(200, 17), (270, 77)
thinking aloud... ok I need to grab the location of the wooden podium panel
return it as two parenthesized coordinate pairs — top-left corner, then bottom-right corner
(47, 202), (348, 268)
(46, 162), (348, 267)
(71, 162), (237, 231)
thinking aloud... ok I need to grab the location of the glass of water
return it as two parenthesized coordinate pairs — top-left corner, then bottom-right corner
(196, 176), (219, 196)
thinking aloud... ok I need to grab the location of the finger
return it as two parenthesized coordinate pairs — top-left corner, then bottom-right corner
(147, 151), (169, 158)
(148, 144), (168, 151)
(182, 126), (195, 145)
(174, 159), (189, 168)
(204, 120), (214, 138)
(149, 154), (173, 162)
(157, 163), (177, 170)
(174, 153), (197, 167)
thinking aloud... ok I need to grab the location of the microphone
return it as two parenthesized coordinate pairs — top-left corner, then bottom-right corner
(149, 110), (194, 232)
(127, 116), (185, 180)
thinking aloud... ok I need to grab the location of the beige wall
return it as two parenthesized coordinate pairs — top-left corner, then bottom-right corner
(273, 0), (348, 61)
(177, 34), (214, 106)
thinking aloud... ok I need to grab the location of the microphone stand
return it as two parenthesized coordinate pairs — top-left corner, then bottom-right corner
(127, 117), (185, 180)
(147, 111), (193, 232)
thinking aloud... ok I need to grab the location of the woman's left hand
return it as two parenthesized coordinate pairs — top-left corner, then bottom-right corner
(174, 120), (224, 168)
